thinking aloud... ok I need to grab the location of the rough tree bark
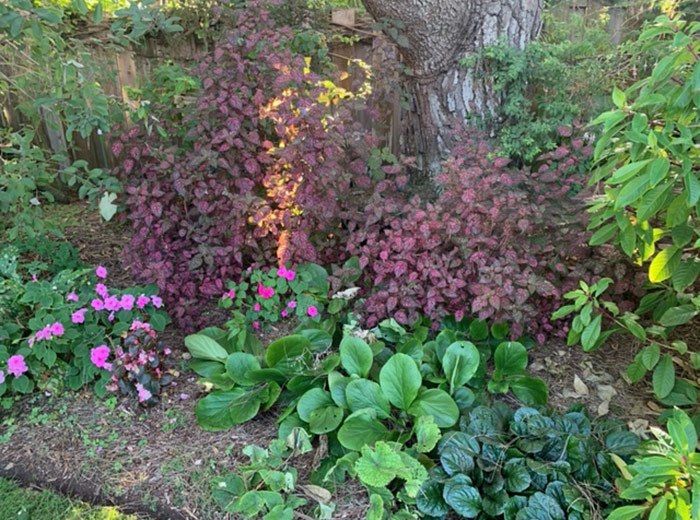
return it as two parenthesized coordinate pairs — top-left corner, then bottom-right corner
(360, 0), (542, 173)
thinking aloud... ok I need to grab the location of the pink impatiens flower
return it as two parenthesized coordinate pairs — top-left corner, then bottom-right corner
(7, 355), (28, 377)
(0, 370), (4, 384)
(104, 296), (121, 312)
(223, 289), (235, 299)
(287, 300), (296, 309)
(257, 284), (274, 298)
(253, 302), (261, 312)
(120, 294), (135, 311)
(66, 292), (79, 302)
(90, 345), (111, 369)
(91, 298), (105, 311)
(135, 383), (152, 403)
(95, 283), (108, 298)
(151, 295), (163, 308)
(276, 265), (295, 281)
(35, 326), (52, 341)
(71, 308), (87, 324)
(95, 265), (107, 278)
(306, 305), (318, 317)
(281, 309), (288, 317)
(252, 321), (260, 330)
(49, 322), (64, 336)
(136, 294), (150, 309)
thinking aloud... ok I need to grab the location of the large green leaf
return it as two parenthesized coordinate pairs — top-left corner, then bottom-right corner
(652, 354), (675, 399)
(441, 341), (480, 393)
(440, 444), (475, 475)
(614, 174), (650, 209)
(648, 246), (681, 283)
(328, 371), (349, 408)
(581, 314), (602, 351)
(345, 378), (391, 418)
(265, 335), (311, 368)
(225, 352), (261, 386)
(355, 442), (403, 487)
(339, 335), (373, 377)
(442, 474), (481, 518)
(416, 480), (449, 517)
(408, 388), (459, 428)
(337, 410), (391, 451)
(379, 353), (422, 410)
(308, 406), (344, 434)
(194, 387), (265, 430)
(185, 334), (229, 362)
(658, 305), (698, 327)
(667, 409), (697, 454)
(508, 375), (548, 405)
(503, 459), (531, 492)
(297, 388), (333, 422)
(493, 342), (527, 375)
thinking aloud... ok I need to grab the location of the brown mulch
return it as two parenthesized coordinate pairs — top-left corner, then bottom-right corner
(0, 203), (368, 520)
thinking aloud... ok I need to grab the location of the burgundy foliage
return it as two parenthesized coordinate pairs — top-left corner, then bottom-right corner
(112, 4), (350, 329)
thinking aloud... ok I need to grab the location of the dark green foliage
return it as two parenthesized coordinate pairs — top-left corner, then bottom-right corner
(418, 404), (638, 519)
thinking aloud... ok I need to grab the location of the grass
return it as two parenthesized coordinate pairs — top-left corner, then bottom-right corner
(0, 477), (137, 520)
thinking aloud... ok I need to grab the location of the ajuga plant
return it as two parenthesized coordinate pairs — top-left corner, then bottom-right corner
(113, 1), (351, 330)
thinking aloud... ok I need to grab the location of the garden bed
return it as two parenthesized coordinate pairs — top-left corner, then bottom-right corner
(0, 202), (660, 519)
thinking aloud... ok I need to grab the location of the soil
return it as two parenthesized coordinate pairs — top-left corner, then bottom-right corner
(0, 203), (691, 519)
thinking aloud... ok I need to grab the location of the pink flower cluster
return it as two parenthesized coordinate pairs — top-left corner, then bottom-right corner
(276, 265), (295, 281)
(5, 355), (28, 378)
(90, 345), (111, 370)
(29, 321), (65, 346)
(257, 284), (274, 298)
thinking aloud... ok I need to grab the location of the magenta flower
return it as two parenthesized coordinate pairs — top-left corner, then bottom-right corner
(104, 296), (121, 312)
(120, 294), (135, 311)
(252, 321), (260, 330)
(7, 355), (28, 377)
(90, 345), (111, 369)
(95, 265), (107, 278)
(136, 383), (152, 403)
(163, 348), (171, 355)
(276, 265), (295, 281)
(151, 295), (163, 308)
(253, 302), (261, 312)
(108, 311), (115, 322)
(257, 284), (274, 298)
(71, 308), (87, 324)
(49, 322), (64, 336)
(223, 289), (235, 299)
(287, 300), (296, 309)
(35, 326), (52, 341)
(66, 292), (79, 302)
(95, 283), (109, 298)
(91, 298), (105, 311)
(307, 305), (318, 317)
(136, 294), (150, 309)
(0, 370), (4, 384)
(281, 309), (288, 317)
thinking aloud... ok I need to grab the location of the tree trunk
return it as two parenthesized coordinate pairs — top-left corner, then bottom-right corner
(360, 0), (542, 173)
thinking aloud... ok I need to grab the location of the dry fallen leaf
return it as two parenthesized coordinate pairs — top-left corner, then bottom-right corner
(301, 484), (332, 504)
(573, 375), (589, 396)
(627, 418), (650, 439)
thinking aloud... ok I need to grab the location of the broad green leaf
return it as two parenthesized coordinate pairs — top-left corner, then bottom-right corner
(185, 334), (229, 362)
(640, 344), (660, 370)
(339, 335), (373, 377)
(667, 409), (697, 454)
(345, 379), (390, 418)
(508, 375), (548, 405)
(265, 335), (311, 368)
(581, 314), (602, 351)
(194, 387), (264, 430)
(615, 175), (650, 209)
(337, 410), (391, 451)
(355, 442), (404, 487)
(649, 247), (681, 283)
(652, 354), (675, 399)
(442, 341), (480, 393)
(442, 474), (481, 518)
(605, 431), (640, 455)
(99, 192), (118, 221)
(606, 505), (649, 520)
(612, 87), (626, 108)
(328, 371), (349, 408)
(503, 460), (531, 492)
(493, 342), (527, 375)
(416, 480), (449, 517)
(408, 388), (459, 428)
(225, 352), (260, 386)
(659, 305), (698, 327)
(589, 222), (618, 245)
(297, 388), (333, 422)
(607, 159), (651, 184)
(414, 415), (441, 453)
(648, 157), (670, 186)
(366, 494), (383, 520)
(379, 353), (421, 410)
(308, 406), (344, 435)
